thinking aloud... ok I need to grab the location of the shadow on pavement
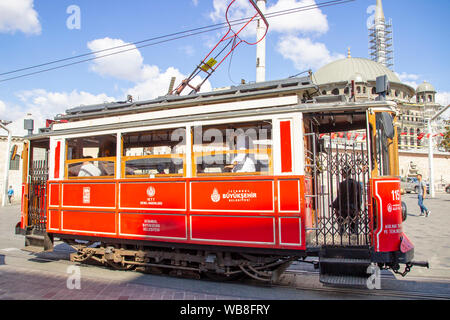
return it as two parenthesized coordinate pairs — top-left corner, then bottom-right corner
(26, 243), (75, 263)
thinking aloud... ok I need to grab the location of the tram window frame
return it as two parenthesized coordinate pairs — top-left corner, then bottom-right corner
(65, 134), (117, 179)
(121, 128), (186, 178)
(192, 120), (273, 177)
(370, 113), (394, 177)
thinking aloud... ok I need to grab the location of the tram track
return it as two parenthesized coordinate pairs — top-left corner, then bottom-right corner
(1, 248), (449, 300)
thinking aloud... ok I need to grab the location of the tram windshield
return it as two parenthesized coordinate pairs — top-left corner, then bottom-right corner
(370, 111), (397, 177)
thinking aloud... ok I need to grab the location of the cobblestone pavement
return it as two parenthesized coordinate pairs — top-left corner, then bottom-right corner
(401, 193), (450, 278)
(0, 193), (449, 300)
(0, 263), (240, 300)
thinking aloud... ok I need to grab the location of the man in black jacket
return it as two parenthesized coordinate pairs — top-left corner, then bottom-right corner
(332, 166), (362, 235)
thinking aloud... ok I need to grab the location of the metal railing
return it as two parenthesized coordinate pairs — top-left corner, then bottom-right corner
(28, 160), (48, 232)
(305, 132), (371, 247)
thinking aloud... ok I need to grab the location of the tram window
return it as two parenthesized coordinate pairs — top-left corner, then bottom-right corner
(122, 128), (186, 177)
(192, 121), (272, 176)
(374, 113), (393, 176)
(66, 134), (117, 178)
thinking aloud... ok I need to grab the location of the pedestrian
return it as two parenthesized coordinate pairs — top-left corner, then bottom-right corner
(7, 186), (14, 205)
(417, 174), (431, 217)
(332, 166), (362, 235)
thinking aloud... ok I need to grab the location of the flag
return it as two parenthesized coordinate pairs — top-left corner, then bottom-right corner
(347, 132), (352, 140)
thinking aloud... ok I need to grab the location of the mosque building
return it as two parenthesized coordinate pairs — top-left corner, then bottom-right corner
(311, 0), (449, 185)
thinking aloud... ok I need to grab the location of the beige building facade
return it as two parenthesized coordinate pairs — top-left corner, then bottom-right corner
(0, 136), (25, 205)
(312, 56), (449, 188)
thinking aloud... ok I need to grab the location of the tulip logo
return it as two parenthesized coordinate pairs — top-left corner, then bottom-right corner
(211, 188), (221, 203)
(146, 186), (156, 198)
(387, 203), (392, 213)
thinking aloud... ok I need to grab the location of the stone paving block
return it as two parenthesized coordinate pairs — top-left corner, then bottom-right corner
(173, 292), (185, 300)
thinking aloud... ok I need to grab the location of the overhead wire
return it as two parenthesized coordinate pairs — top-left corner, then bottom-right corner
(0, 0), (355, 83)
(0, 0), (349, 77)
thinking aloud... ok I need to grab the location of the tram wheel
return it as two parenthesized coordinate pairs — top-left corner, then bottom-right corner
(401, 201), (407, 222)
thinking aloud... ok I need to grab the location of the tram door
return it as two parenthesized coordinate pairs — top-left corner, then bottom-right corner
(304, 117), (371, 247)
(25, 140), (49, 234)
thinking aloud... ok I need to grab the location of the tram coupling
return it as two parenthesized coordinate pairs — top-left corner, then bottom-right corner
(389, 260), (429, 277)
(410, 260), (430, 269)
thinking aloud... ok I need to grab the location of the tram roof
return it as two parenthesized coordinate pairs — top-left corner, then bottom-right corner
(56, 76), (316, 121)
(26, 76), (398, 140)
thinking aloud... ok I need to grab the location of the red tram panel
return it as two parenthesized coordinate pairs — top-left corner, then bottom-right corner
(371, 178), (406, 252)
(47, 176), (306, 250)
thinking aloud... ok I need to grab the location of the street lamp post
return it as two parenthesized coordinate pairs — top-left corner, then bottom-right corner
(0, 121), (12, 207)
(428, 105), (450, 198)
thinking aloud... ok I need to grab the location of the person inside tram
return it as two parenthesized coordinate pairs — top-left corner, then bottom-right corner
(78, 156), (102, 177)
(100, 139), (116, 158)
(98, 140), (116, 176)
(224, 134), (256, 173)
(332, 166), (362, 235)
(156, 163), (166, 175)
(224, 148), (256, 173)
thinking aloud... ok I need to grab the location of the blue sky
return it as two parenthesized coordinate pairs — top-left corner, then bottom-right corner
(0, 0), (449, 135)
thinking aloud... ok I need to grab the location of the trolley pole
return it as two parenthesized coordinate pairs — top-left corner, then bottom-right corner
(428, 105), (449, 198)
(0, 121), (12, 207)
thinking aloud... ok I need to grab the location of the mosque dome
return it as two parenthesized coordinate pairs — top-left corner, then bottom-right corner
(348, 72), (366, 83)
(313, 57), (402, 85)
(416, 81), (436, 93)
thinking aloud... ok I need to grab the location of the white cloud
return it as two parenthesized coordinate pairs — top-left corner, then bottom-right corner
(277, 36), (344, 71)
(208, 0), (332, 75)
(192, 0), (199, 6)
(179, 45), (195, 57)
(87, 38), (146, 82)
(87, 37), (211, 100)
(265, 0), (328, 35)
(436, 92), (450, 107)
(1, 90), (115, 137)
(126, 67), (211, 101)
(0, 0), (41, 35)
(209, 0), (328, 36)
(396, 72), (420, 82)
(396, 72), (420, 89)
(0, 100), (6, 116)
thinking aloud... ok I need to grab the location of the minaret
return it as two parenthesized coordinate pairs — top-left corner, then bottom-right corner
(256, 0), (266, 83)
(369, 0), (394, 69)
(374, 0), (386, 66)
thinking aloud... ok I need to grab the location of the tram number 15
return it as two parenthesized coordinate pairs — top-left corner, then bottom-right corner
(391, 190), (400, 201)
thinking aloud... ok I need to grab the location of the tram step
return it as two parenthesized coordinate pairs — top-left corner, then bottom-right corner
(25, 234), (45, 248)
(319, 252), (372, 278)
(319, 246), (371, 260)
(319, 274), (368, 287)
(319, 258), (371, 265)
(24, 233), (54, 251)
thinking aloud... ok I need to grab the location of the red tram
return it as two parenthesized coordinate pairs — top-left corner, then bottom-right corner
(16, 77), (427, 285)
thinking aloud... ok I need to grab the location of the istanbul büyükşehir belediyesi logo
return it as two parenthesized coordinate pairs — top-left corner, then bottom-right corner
(387, 203), (392, 213)
(210, 188), (257, 203)
(210, 188), (221, 203)
(146, 186), (156, 198)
